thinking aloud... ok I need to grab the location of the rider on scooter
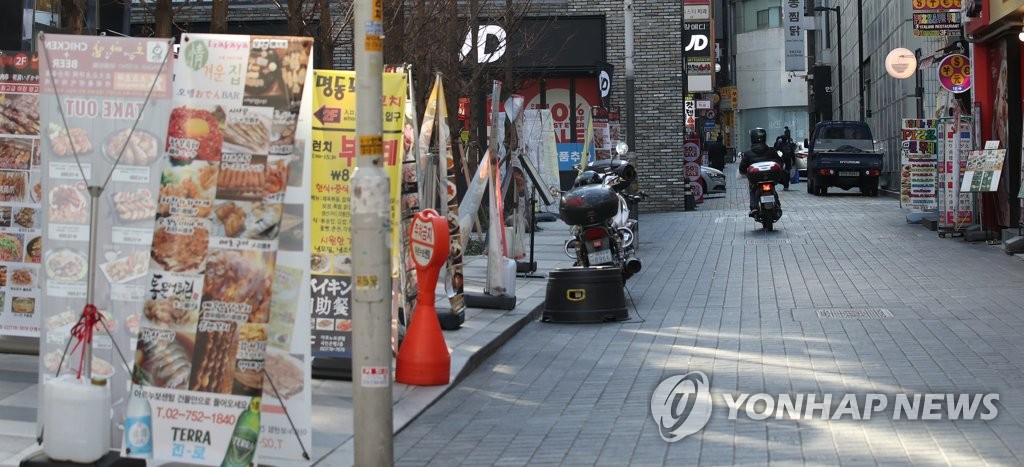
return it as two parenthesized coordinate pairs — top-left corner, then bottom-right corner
(738, 127), (784, 217)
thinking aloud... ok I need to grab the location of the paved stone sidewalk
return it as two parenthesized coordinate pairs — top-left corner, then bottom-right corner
(395, 169), (1024, 465)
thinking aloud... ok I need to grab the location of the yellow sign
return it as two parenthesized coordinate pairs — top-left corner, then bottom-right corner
(311, 70), (405, 259)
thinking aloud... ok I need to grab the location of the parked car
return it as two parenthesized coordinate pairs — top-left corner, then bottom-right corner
(794, 142), (808, 179)
(700, 166), (726, 194)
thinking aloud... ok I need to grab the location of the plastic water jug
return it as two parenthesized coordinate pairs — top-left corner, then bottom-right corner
(42, 374), (111, 463)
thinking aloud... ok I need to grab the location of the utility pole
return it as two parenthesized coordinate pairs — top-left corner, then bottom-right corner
(352, 0), (394, 465)
(814, 6), (842, 119)
(624, 0), (635, 150)
(857, 0), (865, 121)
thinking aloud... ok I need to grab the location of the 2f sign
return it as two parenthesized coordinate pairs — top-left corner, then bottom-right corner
(460, 25), (507, 64)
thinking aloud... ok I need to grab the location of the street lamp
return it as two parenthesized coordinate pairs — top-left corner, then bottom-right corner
(814, 6), (842, 119)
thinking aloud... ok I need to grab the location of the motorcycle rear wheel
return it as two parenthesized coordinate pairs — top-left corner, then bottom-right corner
(762, 220), (774, 231)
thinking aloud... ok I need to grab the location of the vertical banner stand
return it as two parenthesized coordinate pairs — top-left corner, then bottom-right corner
(464, 81), (516, 310)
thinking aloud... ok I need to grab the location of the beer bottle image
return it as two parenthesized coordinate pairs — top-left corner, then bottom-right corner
(220, 397), (261, 467)
(124, 395), (153, 458)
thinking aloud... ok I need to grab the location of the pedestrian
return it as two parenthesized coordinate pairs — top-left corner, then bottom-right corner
(707, 133), (727, 171)
(773, 126), (796, 190)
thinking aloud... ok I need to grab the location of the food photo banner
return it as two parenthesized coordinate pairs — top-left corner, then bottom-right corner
(35, 33), (173, 449)
(129, 33), (313, 465)
(0, 50), (41, 337)
(309, 69), (404, 358)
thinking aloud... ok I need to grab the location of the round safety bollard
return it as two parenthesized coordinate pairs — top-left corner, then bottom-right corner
(395, 209), (452, 386)
(684, 183), (696, 211)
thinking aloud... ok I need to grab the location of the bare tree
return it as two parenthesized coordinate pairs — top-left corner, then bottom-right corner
(210, 0), (228, 34)
(60, 0), (87, 35)
(134, 0), (195, 38)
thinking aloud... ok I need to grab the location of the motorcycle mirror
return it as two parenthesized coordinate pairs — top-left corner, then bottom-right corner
(615, 141), (629, 156)
(549, 185), (562, 197)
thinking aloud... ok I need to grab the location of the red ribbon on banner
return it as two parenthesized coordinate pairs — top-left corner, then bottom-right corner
(69, 304), (100, 379)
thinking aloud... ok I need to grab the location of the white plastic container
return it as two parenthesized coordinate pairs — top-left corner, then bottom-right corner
(503, 257), (517, 297)
(43, 374), (111, 463)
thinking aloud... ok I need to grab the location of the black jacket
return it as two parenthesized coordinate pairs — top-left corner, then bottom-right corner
(738, 143), (783, 174)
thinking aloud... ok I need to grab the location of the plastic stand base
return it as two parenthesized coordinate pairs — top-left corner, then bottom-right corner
(1004, 235), (1024, 254)
(437, 309), (465, 330)
(516, 261), (536, 273)
(463, 291), (516, 310)
(21, 451), (144, 467)
(312, 356), (352, 381)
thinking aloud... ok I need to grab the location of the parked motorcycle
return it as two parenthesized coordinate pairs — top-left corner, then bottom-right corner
(746, 160), (784, 231)
(558, 144), (646, 282)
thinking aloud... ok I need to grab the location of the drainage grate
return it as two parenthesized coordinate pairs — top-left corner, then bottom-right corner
(815, 308), (893, 319)
(745, 239), (792, 245)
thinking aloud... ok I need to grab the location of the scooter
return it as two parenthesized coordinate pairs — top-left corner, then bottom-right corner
(746, 160), (784, 231)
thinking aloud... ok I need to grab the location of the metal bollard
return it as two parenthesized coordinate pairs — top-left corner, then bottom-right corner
(684, 182), (696, 211)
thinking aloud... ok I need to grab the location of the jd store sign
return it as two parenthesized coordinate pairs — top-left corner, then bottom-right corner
(682, 22), (711, 58)
(458, 17), (605, 70)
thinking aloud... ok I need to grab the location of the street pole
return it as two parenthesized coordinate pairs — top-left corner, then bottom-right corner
(857, 0), (865, 121)
(352, 0), (394, 464)
(836, 8), (843, 120)
(915, 48), (925, 119)
(624, 0), (636, 150)
(815, 6), (842, 119)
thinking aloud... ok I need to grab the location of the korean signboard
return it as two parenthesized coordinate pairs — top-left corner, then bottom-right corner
(783, 0), (805, 71)
(900, 119), (938, 210)
(683, 21), (714, 92)
(309, 70), (404, 358)
(127, 33), (314, 465)
(913, 0), (963, 36)
(0, 50), (40, 337)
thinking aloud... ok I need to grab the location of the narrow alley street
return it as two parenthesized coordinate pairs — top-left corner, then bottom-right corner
(394, 170), (1024, 465)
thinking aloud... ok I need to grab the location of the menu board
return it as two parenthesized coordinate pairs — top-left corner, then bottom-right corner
(937, 119), (974, 227)
(129, 34), (313, 465)
(900, 119), (938, 210)
(0, 51), (41, 337)
(309, 69), (404, 358)
(961, 147), (1005, 192)
(35, 34), (174, 449)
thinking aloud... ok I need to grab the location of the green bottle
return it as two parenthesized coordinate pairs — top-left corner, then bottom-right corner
(220, 397), (261, 467)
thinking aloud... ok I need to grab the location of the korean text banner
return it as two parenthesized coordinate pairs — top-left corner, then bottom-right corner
(309, 69), (404, 358)
(0, 50), (41, 337)
(900, 119), (938, 210)
(36, 33), (174, 449)
(130, 33), (313, 465)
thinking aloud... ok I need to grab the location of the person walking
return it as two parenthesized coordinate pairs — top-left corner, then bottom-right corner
(773, 126), (796, 190)
(707, 133), (727, 172)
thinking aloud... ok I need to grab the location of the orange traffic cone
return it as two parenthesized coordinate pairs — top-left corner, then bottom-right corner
(395, 304), (451, 385)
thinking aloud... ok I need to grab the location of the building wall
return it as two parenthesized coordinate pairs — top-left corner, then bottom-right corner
(840, 0), (953, 191)
(734, 26), (809, 147)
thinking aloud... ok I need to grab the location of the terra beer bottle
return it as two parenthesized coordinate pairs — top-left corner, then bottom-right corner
(221, 397), (261, 467)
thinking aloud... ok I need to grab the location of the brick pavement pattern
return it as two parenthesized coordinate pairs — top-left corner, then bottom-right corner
(395, 171), (1024, 466)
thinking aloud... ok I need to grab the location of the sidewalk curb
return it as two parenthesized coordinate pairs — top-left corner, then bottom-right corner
(393, 296), (545, 435)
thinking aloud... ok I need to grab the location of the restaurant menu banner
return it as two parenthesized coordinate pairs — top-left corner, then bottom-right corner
(900, 119), (938, 210)
(130, 33), (313, 465)
(0, 51), (41, 337)
(309, 69), (404, 358)
(937, 119), (974, 227)
(961, 147), (1005, 192)
(591, 106), (610, 160)
(35, 33), (173, 447)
